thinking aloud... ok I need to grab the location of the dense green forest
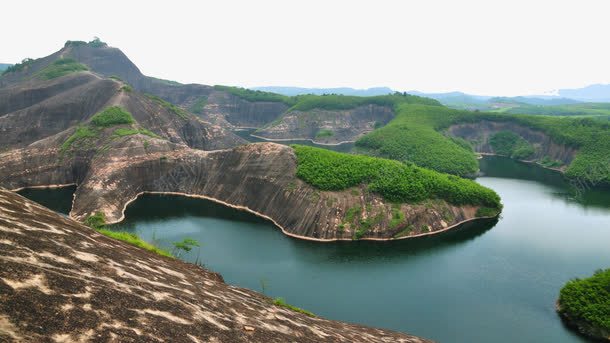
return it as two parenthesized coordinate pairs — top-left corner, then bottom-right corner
(356, 104), (610, 184)
(558, 269), (610, 338)
(292, 145), (501, 212)
(489, 131), (535, 159)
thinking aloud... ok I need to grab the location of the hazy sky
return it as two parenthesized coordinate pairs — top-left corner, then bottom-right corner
(2, 0), (609, 96)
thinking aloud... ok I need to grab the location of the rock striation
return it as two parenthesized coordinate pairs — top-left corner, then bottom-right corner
(255, 104), (394, 144)
(0, 188), (431, 342)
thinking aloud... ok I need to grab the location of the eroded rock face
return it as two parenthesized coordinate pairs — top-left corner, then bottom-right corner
(255, 105), (394, 144)
(0, 189), (431, 342)
(447, 121), (577, 168)
(0, 138), (482, 241)
(0, 71), (245, 151)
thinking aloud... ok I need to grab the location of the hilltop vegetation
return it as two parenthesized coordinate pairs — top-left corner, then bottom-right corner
(288, 93), (440, 112)
(356, 105), (479, 176)
(356, 104), (610, 184)
(292, 145), (501, 212)
(558, 269), (610, 340)
(36, 58), (88, 80)
(213, 85), (296, 106)
(61, 106), (156, 152)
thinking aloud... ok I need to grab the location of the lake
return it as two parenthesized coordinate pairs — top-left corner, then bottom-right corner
(19, 156), (610, 342)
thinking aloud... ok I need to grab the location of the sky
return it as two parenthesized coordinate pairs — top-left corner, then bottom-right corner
(2, 0), (609, 96)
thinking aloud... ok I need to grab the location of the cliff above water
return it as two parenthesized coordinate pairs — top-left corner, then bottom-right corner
(447, 120), (578, 169)
(0, 140), (491, 241)
(0, 188), (431, 342)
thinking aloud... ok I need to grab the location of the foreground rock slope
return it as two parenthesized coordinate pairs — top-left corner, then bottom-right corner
(0, 188), (431, 342)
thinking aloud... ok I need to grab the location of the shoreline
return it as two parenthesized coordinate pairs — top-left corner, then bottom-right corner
(477, 152), (565, 173)
(248, 133), (356, 146)
(106, 190), (497, 243)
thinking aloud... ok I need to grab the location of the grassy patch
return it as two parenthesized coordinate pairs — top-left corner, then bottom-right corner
(315, 129), (334, 138)
(146, 94), (189, 119)
(120, 85), (133, 93)
(273, 298), (315, 317)
(113, 127), (160, 138)
(292, 145), (501, 209)
(558, 269), (610, 336)
(90, 106), (135, 127)
(61, 126), (98, 152)
(98, 229), (173, 257)
(389, 205), (405, 229)
(189, 96), (208, 114)
(83, 212), (172, 257)
(37, 58), (88, 80)
(214, 85), (295, 106)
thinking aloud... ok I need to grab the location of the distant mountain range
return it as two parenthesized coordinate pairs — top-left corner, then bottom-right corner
(251, 84), (610, 105)
(252, 86), (394, 97)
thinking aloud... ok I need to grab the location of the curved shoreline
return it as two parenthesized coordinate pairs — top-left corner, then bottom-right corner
(477, 152), (565, 173)
(107, 190), (497, 243)
(11, 185), (498, 243)
(248, 133), (356, 146)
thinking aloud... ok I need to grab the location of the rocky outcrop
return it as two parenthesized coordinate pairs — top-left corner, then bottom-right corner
(447, 121), (577, 168)
(200, 90), (289, 128)
(0, 71), (245, 151)
(0, 138), (485, 241)
(256, 105), (394, 144)
(0, 188), (430, 342)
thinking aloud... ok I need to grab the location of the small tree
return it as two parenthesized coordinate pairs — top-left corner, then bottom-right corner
(171, 238), (200, 258)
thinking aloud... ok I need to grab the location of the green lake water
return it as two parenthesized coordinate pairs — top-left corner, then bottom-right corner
(19, 156), (610, 342)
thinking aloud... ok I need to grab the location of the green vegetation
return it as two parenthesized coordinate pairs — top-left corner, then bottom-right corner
(120, 85), (133, 92)
(503, 102), (610, 116)
(558, 269), (610, 338)
(288, 93), (439, 112)
(61, 107), (160, 153)
(84, 212), (106, 230)
(61, 126), (98, 152)
(64, 37), (108, 48)
(273, 297), (316, 317)
(91, 106), (135, 127)
(489, 131), (535, 159)
(292, 145), (501, 211)
(112, 127), (159, 138)
(539, 156), (563, 168)
(171, 238), (200, 258)
(2, 58), (36, 75)
(214, 85), (296, 105)
(356, 105), (479, 176)
(389, 205), (405, 229)
(83, 212), (172, 257)
(189, 96), (208, 114)
(356, 104), (610, 184)
(36, 58), (88, 80)
(145, 94), (189, 119)
(98, 229), (173, 257)
(315, 129), (334, 138)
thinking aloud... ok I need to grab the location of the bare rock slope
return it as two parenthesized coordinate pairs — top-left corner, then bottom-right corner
(0, 139), (483, 241)
(0, 188), (431, 342)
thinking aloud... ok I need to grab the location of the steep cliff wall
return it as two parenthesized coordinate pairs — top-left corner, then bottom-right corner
(0, 188), (430, 342)
(447, 121), (578, 168)
(256, 105), (394, 144)
(0, 139), (485, 241)
(202, 90), (289, 128)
